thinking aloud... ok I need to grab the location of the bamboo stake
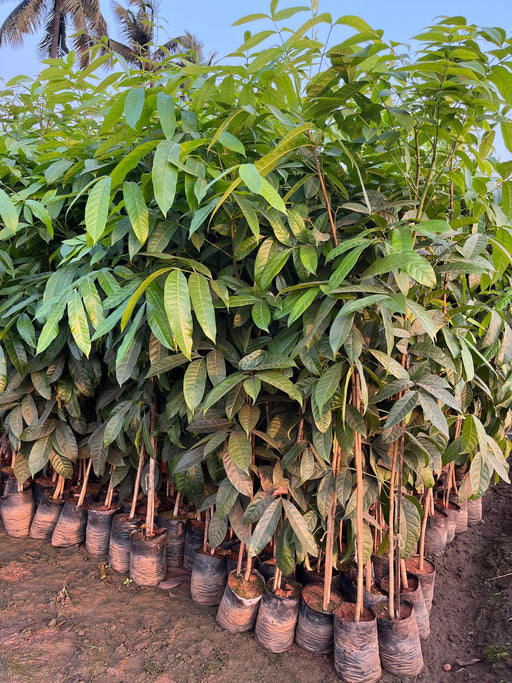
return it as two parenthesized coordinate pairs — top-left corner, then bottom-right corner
(145, 377), (158, 538)
(203, 507), (209, 553)
(418, 488), (432, 573)
(323, 444), (340, 611)
(365, 558), (372, 592)
(388, 439), (398, 620)
(353, 371), (365, 622)
(273, 567), (282, 593)
(172, 491), (182, 518)
(77, 459), (92, 508)
(400, 559), (408, 591)
(105, 465), (115, 508)
(130, 444), (145, 519)
(236, 542), (245, 576)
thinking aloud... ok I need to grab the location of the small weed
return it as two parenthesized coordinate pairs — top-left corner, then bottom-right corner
(483, 644), (510, 663)
(123, 577), (133, 587)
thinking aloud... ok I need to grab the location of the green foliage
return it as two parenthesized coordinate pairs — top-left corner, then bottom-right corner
(0, 3), (511, 578)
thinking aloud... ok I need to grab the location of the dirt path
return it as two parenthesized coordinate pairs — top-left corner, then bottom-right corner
(1, 482), (511, 683)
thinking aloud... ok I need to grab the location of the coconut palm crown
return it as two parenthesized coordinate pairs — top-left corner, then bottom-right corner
(0, 0), (108, 65)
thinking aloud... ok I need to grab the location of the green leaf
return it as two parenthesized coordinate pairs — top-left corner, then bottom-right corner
(123, 181), (149, 245)
(188, 272), (216, 342)
(110, 140), (159, 188)
(165, 270), (193, 359)
(385, 391), (418, 429)
(406, 300), (437, 341)
(282, 499), (317, 556)
(54, 423), (78, 462)
(329, 310), (354, 355)
(203, 373), (245, 413)
(486, 437), (510, 484)
(369, 349), (409, 379)
(153, 141), (179, 215)
(218, 131), (245, 155)
(67, 290), (91, 357)
(157, 92), (176, 140)
(88, 424), (108, 477)
(183, 358), (206, 412)
(223, 449), (253, 496)
(314, 363), (343, 413)
(104, 406), (130, 447)
(402, 252), (437, 287)
(501, 120), (512, 153)
(85, 177), (111, 244)
(44, 159), (73, 185)
(124, 87), (145, 129)
(248, 498), (282, 556)
(417, 393), (449, 437)
(335, 467), (353, 507)
(317, 471), (335, 519)
(399, 497), (421, 559)
(461, 415), (479, 454)
(257, 370), (302, 405)
(328, 245), (368, 288)
(116, 337), (142, 386)
(238, 404), (260, 436)
(252, 300), (271, 331)
(228, 432), (252, 473)
(206, 350), (226, 386)
(208, 512), (228, 549)
(0, 188), (18, 233)
(216, 478), (239, 520)
(81, 278), (104, 329)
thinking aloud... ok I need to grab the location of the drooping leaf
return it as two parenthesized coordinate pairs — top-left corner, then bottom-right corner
(183, 358), (207, 412)
(248, 498), (282, 556)
(165, 269), (193, 359)
(188, 272), (216, 342)
(85, 177), (111, 244)
(153, 140), (179, 215)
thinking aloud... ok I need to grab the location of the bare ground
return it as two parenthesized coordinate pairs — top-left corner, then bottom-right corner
(1, 481), (511, 683)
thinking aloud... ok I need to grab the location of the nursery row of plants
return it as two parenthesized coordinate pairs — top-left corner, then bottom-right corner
(1, 2), (512, 680)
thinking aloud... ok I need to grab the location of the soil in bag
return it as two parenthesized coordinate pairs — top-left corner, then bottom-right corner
(333, 602), (381, 683)
(51, 496), (88, 547)
(29, 489), (64, 540)
(295, 582), (342, 655)
(190, 547), (227, 606)
(216, 570), (265, 633)
(254, 579), (302, 653)
(129, 528), (167, 586)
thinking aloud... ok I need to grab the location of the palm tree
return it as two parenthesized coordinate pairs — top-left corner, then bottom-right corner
(109, 0), (215, 69)
(0, 0), (108, 66)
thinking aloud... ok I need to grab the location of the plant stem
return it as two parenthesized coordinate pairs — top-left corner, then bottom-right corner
(307, 133), (338, 246)
(77, 460), (92, 508)
(203, 507), (209, 553)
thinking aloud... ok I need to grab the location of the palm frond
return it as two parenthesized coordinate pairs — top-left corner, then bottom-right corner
(0, 0), (46, 47)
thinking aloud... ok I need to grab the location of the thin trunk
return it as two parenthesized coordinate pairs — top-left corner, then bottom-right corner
(50, 0), (64, 59)
(53, 474), (65, 500)
(77, 460), (92, 507)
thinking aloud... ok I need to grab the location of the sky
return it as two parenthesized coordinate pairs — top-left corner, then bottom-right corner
(0, 0), (511, 82)
(0, 0), (511, 156)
